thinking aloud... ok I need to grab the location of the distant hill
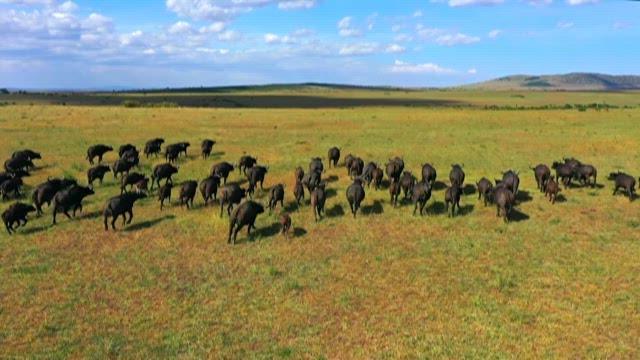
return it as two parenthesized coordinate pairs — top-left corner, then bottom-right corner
(466, 73), (640, 91)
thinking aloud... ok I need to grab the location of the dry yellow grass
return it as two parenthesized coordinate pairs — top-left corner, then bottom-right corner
(0, 96), (639, 357)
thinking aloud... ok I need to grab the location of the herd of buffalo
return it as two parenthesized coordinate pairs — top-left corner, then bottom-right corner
(1, 140), (638, 243)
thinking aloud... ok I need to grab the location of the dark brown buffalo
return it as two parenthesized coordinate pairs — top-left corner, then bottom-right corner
(103, 192), (146, 230)
(531, 164), (551, 193)
(385, 157), (404, 183)
(293, 180), (305, 206)
(444, 185), (462, 217)
(399, 171), (416, 199)
(151, 163), (178, 190)
(120, 172), (147, 194)
(228, 201), (264, 244)
(3, 202), (36, 234)
(158, 183), (172, 210)
(279, 212), (292, 239)
(576, 164), (597, 187)
(476, 177), (493, 207)
(449, 164), (465, 188)
(545, 176), (561, 204)
(52, 185), (95, 224)
(88, 165), (111, 187)
(328, 147), (340, 168)
(372, 168), (384, 190)
(421, 163), (437, 187)
(86, 144), (113, 164)
(238, 155), (257, 174)
(0, 177), (23, 200)
(609, 172), (636, 200)
(295, 166), (304, 182)
(346, 178), (365, 218)
(310, 182), (326, 222)
(211, 161), (234, 184)
(201, 139), (216, 159)
(411, 181), (432, 216)
(268, 184), (285, 213)
(494, 185), (515, 222)
(246, 165), (268, 197)
(219, 184), (247, 217)
(389, 180), (401, 207)
(179, 180), (198, 209)
(32, 178), (77, 215)
(200, 175), (221, 205)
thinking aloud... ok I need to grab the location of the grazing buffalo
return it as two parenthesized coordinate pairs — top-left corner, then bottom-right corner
(211, 162), (234, 184)
(552, 161), (574, 188)
(421, 163), (437, 187)
(411, 181), (432, 216)
(201, 139), (216, 159)
(112, 158), (135, 179)
(531, 164), (551, 193)
(118, 144), (137, 157)
(293, 180), (305, 206)
(609, 172), (636, 200)
(238, 155), (258, 175)
(228, 201), (264, 244)
(87, 165), (111, 187)
(121, 172), (147, 194)
(449, 164), (465, 188)
(144, 138), (164, 158)
(103, 192), (146, 230)
(268, 184), (285, 213)
(246, 165), (268, 197)
(158, 183), (172, 210)
(219, 184), (247, 217)
(372, 168), (384, 190)
(500, 170), (520, 196)
(302, 170), (321, 192)
(151, 163), (178, 190)
(32, 178), (77, 215)
(310, 182), (326, 222)
(349, 157), (364, 178)
(2, 202), (35, 234)
(52, 185), (95, 224)
(295, 167), (305, 182)
(309, 157), (324, 175)
(444, 185), (462, 217)
(1, 177), (23, 200)
(545, 176), (561, 204)
(346, 178), (365, 218)
(494, 185), (515, 223)
(328, 147), (340, 168)
(199, 175), (221, 205)
(576, 164), (597, 187)
(362, 162), (378, 187)
(476, 177), (493, 207)
(389, 180), (401, 207)
(279, 212), (292, 239)
(4, 157), (34, 173)
(179, 180), (198, 209)
(86, 144), (113, 164)
(385, 157), (405, 183)
(399, 171), (416, 199)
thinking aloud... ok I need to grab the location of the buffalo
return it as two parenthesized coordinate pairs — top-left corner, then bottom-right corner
(361, 162), (378, 187)
(144, 138), (164, 158)
(118, 144), (137, 157)
(211, 162), (234, 184)
(344, 154), (356, 175)
(4, 157), (34, 173)
(219, 184), (247, 217)
(295, 167), (305, 182)
(86, 144), (113, 164)
(32, 178), (77, 215)
(228, 201), (264, 244)
(199, 175), (221, 205)
(328, 147), (340, 168)
(268, 184), (285, 213)
(158, 183), (172, 210)
(389, 180), (401, 207)
(151, 163), (178, 190)
(372, 168), (384, 190)
(399, 171), (416, 199)
(238, 155), (258, 174)
(52, 185), (95, 224)
(411, 181), (432, 216)
(476, 177), (493, 207)
(179, 180), (198, 209)
(302, 170), (321, 192)
(293, 180), (305, 206)
(346, 178), (365, 218)
(2, 202), (36, 234)
(531, 164), (551, 193)
(444, 185), (462, 217)
(609, 172), (636, 200)
(449, 164), (465, 188)
(121, 172), (147, 194)
(103, 192), (146, 230)
(112, 158), (135, 179)
(87, 165), (111, 187)
(552, 161), (575, 188)
(545, 176), (561, 204)
(385, 157), (404, 183)
(309, 157), (324, 175)
(12, 149), (41, 162)
(246, 165), (268, 197)
(279, 212), (292, 239)
(576, 164), (597, 187)
(421, 163), (437, 187)
(494, 185), (515, 222)
(201, 139), (216, 159)
(500, 170), (520, 197)
(310, 182), (326, 222)
(1, 177), (23, 200)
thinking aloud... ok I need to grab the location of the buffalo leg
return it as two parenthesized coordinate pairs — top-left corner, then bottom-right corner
(127, 210), (133, 224)
(104, 215), (109, 231)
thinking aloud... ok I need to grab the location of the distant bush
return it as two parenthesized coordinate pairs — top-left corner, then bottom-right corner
(122, 100), (142, 108)
(0, 88), (9, 94)
(122, 100), (178, 108)
(482, 102), (625, 111)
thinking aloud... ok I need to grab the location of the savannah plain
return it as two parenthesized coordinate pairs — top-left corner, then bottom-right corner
(1, 88), (639, 358)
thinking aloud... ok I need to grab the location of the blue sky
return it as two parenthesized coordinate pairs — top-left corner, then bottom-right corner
(0, 0), (638, 89)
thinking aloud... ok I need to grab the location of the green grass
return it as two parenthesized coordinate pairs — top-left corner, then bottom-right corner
(0, 92), (639, 357)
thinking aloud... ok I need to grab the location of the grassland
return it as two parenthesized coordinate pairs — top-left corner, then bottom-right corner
(1, 89), (639, 358)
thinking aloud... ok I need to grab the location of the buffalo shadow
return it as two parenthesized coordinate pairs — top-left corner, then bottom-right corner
(124, 215), (175, 232)
(326, 204), (345, 218)
(361, 200), (384, 215)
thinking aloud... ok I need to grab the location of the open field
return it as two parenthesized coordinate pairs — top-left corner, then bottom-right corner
(1, 90), (640, 358)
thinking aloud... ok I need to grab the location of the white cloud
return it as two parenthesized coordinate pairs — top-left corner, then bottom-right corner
(391, 60), (455, 74)
(264, 33), (295, 44)
(168, 21), (191, 34)
(416, 26), (480, 46)
(165, 0), (317, 21)
(339, 42), (379, 56)
(217, 30), (240, 41)
(557, 21), (574, 29)
(120, 30), (144, 46)
(394, 33), (413, 42)
(337, 16), (362, 37)
(467, 68), (477, 74)
(413, 10), (423, 17)
(278, 0), (316, 9)
(448, 0), (504, 6)
(566, 0), (598, 5)
(199, 22), (225, 33)
(385, 44), (405, 53)
(612, 21), (631, 30)
(488, 29), (501, 38)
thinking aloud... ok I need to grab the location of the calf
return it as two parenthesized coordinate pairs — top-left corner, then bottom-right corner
(421, 163), (437, 187)
(121, 172), (147, 194)
(293, 180), (305, 206)
(531, 164), (551, 192)
(389, 180), (401, 207)
(246, 165), (268, 197)
(576, 164), (597, 187)
(219, 184), (247, 217)
(158, 183), (172, 210)
(310, 182), (326, 222)
(103, 192), (147, 230)
(609, 172), (636, 200)
(179, 180), (198, 209)
(112, 158), (135, 179)
(399, 171), (416, 199)
(228, 201), (264, 244)
(238, 155), (258, 174)
(2, 202), (36, 234)
(201, 139), (216, 159)
(211, 162), (234, 184)
(1, 177), (23, 200)
(199, 175), (221, 205)
(346, 178), (365, 218)
(52, 185), (95, 224)
(494, 185), (515, 223)
(545, 176), (561, 204)
(385, 157), (405, 183)
(32, 178), (77, 215)
(444, 185), (462, 217)
(372, 168), (384, 190)
(328, 147), (340, 168)
(279, 212), (292, 239)
(151, 163), (178, 190)
(412, 181), (432, 216)
(268, 184), (285, 213)
(449, 164), (465, 188)
(476, 177), (493, 207)
(87, 165), (111, 187)
(86, 144), (113, 164)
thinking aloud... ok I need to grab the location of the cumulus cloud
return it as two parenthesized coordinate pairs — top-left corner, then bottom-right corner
(168, 21), (191, 34)
(566, 0), (599, 5)
(165, 0), (317, 21)
(467, 68), (477, 74)
(337, 16), (362, 37)
(339, 42), (378, 55)
(488, 29), (501, 38)
(390, 60), (455, 74)
(385, 44), (405, 53)
(199, 22), (226, 33)
(448, 0), (504, 6)
(416, 26), (480, 46)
